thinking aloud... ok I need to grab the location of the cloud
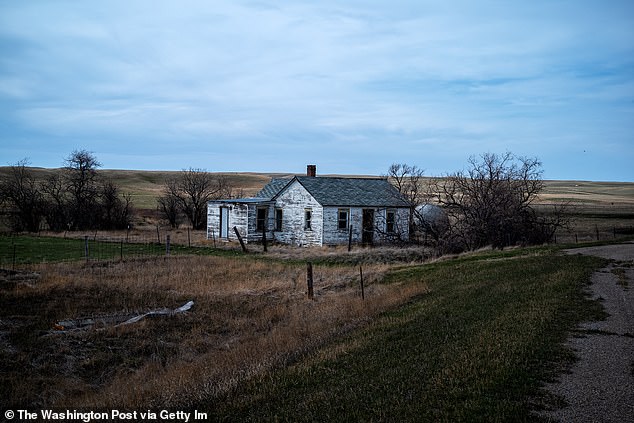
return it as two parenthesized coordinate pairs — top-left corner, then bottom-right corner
(0, 0), (632, 180)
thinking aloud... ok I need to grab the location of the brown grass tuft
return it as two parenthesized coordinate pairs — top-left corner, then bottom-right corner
(1, 255), (428, 410)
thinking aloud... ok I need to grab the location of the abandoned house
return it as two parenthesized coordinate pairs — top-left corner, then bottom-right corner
(207, 165), (411, 247)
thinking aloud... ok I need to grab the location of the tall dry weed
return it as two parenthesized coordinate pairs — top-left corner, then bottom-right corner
(3, 255), (428, 410)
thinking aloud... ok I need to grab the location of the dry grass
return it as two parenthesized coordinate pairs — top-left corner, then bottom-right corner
(206, 248), (607, 421)
(0, 254), (428, 410)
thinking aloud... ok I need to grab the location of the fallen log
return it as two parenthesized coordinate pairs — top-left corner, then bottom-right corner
(53, 300), (194, 332)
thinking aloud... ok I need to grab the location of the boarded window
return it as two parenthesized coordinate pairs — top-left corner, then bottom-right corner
(304, 209), (312, 230)
(275, 208), (283, 231)
(386, 209), (396, 233)
(256, 208), (267, 231)
(338, 209), (349, 230)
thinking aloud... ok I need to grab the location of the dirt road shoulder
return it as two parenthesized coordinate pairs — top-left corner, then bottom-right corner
(541, 242), (634, 422)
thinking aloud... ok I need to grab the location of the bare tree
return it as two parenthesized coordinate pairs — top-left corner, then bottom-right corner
(387, 163), (426, 207)
(429, 152), (568, 251)
(157, 177), (182, 228)
(99, 180), (133, 230)
(63, 149), (102, 230)
(2, 151), (133, 232)
(386, 163), (429, 237)
(0, 159), (44, 232)
(41, 173), (69, 231)
(157, 168), (231, 230)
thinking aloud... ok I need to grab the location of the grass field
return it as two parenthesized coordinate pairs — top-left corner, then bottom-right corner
(0, 167), (631, 419)
(2, 167), (632, 236)
(0, 167), (634, 242)
(4, 167), (632, 211)
(0, 241), (608, 421)
(0, 234), (247, 268)
(208, 248), (606, 421)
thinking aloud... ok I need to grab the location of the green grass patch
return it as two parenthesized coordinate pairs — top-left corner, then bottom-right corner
(0, 235), (244, 265)
(208, 250), (606, 422)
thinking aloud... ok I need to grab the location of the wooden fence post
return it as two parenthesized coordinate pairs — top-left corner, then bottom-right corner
(234, 226), (248, 253)
(307, 262), (314, 299)
(84, 235), (89, 261)
(156, 225), (161, 244)
(348, 226), (353, 252)
(359, 265), (365, 300)
(262, 226), (268, 252)
(166, 234), (171, 256)
(188, 227), (191, 247)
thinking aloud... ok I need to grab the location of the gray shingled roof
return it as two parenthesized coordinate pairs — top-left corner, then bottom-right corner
(257, 176), (410, 207)
(256, 178), (291, 200)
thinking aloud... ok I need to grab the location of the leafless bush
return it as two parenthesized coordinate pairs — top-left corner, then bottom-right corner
(429, 152), (570, 251)
(1, 152), (133, 232)
(157, 168), (231, 230)
(0, 159), (45, 232)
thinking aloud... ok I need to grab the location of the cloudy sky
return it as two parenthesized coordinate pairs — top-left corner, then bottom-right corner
(1, 1), (633, 181)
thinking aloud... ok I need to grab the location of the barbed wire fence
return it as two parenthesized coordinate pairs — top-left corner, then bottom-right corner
(553, 224), (634, 245)
(2, 223), (632, 270)
(0, 228), (213, 269)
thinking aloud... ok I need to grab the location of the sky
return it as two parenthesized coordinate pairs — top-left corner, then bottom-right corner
(1, 1), (633, 181)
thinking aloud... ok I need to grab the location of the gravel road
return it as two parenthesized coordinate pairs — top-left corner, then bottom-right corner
(540, 242), (634, 422)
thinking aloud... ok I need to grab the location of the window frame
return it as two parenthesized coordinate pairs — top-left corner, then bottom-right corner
(304, 208), (312, 230)
(274, 208), (283, 231)
(337, 208), (350, 231)
(256, 207), (267, 232)
(386, 209), (396, 233)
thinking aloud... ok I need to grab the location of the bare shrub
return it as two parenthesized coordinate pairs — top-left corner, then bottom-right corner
(157, 168), (231, 230)
(429, 152), (569, 251)
(1, 152), (133, 232)
(0, 159), (45, 232)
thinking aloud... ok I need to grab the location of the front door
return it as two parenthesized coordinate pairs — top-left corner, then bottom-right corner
(220, 207), (229, 238)
(362, 209), (374, 245)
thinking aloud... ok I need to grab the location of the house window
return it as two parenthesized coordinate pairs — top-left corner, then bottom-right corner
(275, 208), (283, 231)
(304, 208), (312, 230)
(386, 209), (396, 233)
(256, 208), (267, 232)
(338, 208), (349, 230)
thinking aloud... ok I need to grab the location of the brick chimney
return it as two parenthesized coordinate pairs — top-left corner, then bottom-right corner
(307, 164), (316, 177)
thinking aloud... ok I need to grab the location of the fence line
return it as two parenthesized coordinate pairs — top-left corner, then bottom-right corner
(1, 224), (632, 269)
(553, 225), (634, 245)
(0, 233), (190, 269)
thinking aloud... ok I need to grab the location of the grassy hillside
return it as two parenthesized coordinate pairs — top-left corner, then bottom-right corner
(0, 242), (607, 420)
(1, 165), (628, 418)
(2, 167), (632, 239)
(209, 248), (606, 421)
(0, 167), (296, 210)
(2, 167), (633, 209)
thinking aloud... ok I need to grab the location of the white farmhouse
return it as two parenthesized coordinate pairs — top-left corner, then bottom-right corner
(207, 166), (411, 247)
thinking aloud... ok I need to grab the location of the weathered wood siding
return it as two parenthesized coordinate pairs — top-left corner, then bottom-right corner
(247, 203), (270, 243)
(322, 206), (410, 245)
(207, 202), (220, 240)
(272, 181), (323, 246)
(206, 201), (249, 242)
(374, 207), (410, 244)
(322, 207), (356, 245)
(208, 180), (411, 247)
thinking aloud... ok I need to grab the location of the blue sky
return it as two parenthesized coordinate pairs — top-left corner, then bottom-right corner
(1, 1), (633, 181)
